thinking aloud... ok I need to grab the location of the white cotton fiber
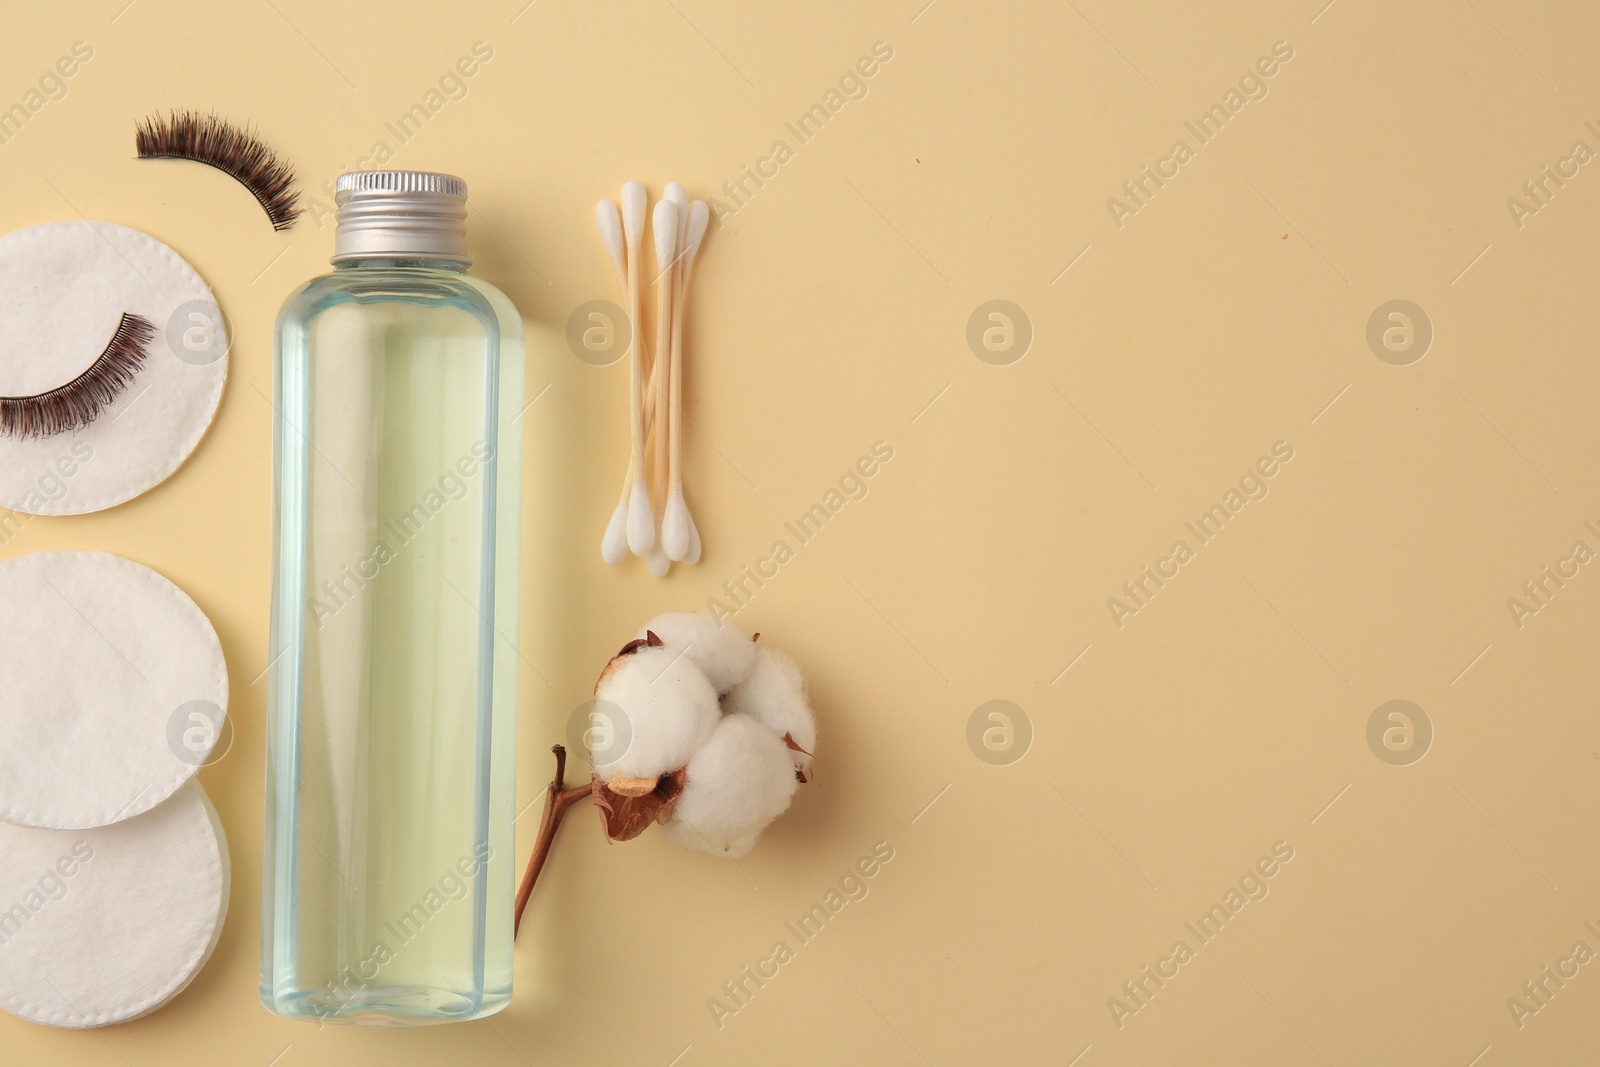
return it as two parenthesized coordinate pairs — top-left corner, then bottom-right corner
(637, 611), (756, 694)
(620, 181), (647, 244)
(592, 644), (719, 782)
(627, 477), (654, 556)
(661, 714), (798, 857)
(660, 487), (691, 562)
(652, 199), (678, 271)
(683, 517), (702, 565)
(600, 497), (629, 565)
(594, 199), (625, 278)
(645, 539), (672, 578)
(721, 646), (816, 776)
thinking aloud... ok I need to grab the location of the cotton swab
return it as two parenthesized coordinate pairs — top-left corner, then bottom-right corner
(642, 183), (687, 440)
(659, 185), (688, 492)
(661, 200), (709, 562)
(646, 199), (680, 578)
(620, 181), (654, 556)
(595, 183), (711, 575)
(651, 200), (678, 492)
(596, 199), (633, 565)
(659, 185), (690, 547)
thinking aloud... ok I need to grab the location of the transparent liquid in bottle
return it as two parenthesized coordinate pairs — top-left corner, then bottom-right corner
(262, 227), (523, 1024)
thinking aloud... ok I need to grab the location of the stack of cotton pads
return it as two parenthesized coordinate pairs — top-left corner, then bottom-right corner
(0, 550), (230, 1028)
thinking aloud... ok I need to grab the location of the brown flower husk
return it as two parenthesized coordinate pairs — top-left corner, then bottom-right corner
(513, 756), (692, 936)
(593, 630), (664, 689)
(784, 731), (813, 783)
(593, 768), (687, 842)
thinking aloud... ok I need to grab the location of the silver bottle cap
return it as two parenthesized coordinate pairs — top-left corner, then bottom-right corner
(332, 170), (469, 263)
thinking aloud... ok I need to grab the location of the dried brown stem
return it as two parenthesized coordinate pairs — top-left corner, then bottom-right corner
(513, 745), (594, 938)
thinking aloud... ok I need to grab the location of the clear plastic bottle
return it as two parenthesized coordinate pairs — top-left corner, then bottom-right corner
(262, 171), (523, 1024)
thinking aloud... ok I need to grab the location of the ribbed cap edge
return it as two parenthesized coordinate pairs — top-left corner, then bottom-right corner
(335, 170), (468, 200)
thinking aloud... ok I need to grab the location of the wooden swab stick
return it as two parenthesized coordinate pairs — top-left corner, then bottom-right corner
(661, 201), (709, 562)
(651, 199), (678, 508)
(642, 183), (687, 441)
(596, 198), (634, 565)
(645, 198), (680, 578)
(658, 185), (688, 496)
(640, 185), (684, 457)
(620, 181), (654, 556)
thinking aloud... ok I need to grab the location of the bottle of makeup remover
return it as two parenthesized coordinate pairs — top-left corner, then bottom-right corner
(262, 171), (524, 1024)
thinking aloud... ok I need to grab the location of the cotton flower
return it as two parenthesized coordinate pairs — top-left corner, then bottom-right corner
(635, 611), (756, 694)
(515, 615), (821, 934)
(660, 713), (799, 857)
(590, 632), (719, 788)
(721, 646), (817, 782)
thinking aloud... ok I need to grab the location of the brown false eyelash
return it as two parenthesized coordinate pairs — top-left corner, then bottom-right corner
(0, 313), (156, 439)
(135, 110), (302, 232)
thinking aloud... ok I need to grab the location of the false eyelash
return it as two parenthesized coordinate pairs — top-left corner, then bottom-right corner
(135, 110), (302, 232)
(0, 313), (156, 439)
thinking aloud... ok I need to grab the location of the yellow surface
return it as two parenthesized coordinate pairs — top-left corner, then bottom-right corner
(3, 0), (1598, 1063)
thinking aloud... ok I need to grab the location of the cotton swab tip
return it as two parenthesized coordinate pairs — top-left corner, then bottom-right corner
(621, 182), (647, 244)
(601, 497), (630, 565)
(684, 201), (711, 268)
(665, 183), (689, 253)
(595, 200), (625, 276)
(645, 540), (671, 578)
(661, 488), (691, 561)
(626, 477), (655, 555)
(652, 199), (679, 269)
(683, 512), (702, 565)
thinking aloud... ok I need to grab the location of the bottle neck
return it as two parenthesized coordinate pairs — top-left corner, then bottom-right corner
(333, 255), (469, 273)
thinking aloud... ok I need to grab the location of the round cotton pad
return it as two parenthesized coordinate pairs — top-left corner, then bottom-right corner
(0, 220), (227, 515)
(0, 781), (229, 1028)
(0, 550), (229, 830)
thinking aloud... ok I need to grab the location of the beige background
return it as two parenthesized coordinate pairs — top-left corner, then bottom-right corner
(3, 0), (1598, 1063)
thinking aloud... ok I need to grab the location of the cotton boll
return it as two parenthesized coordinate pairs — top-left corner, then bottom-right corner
(636, 611), (756, 694)
(592, 642), (719, 783)
(721, 646), (816, 778)
(661, 714), (798, 857)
